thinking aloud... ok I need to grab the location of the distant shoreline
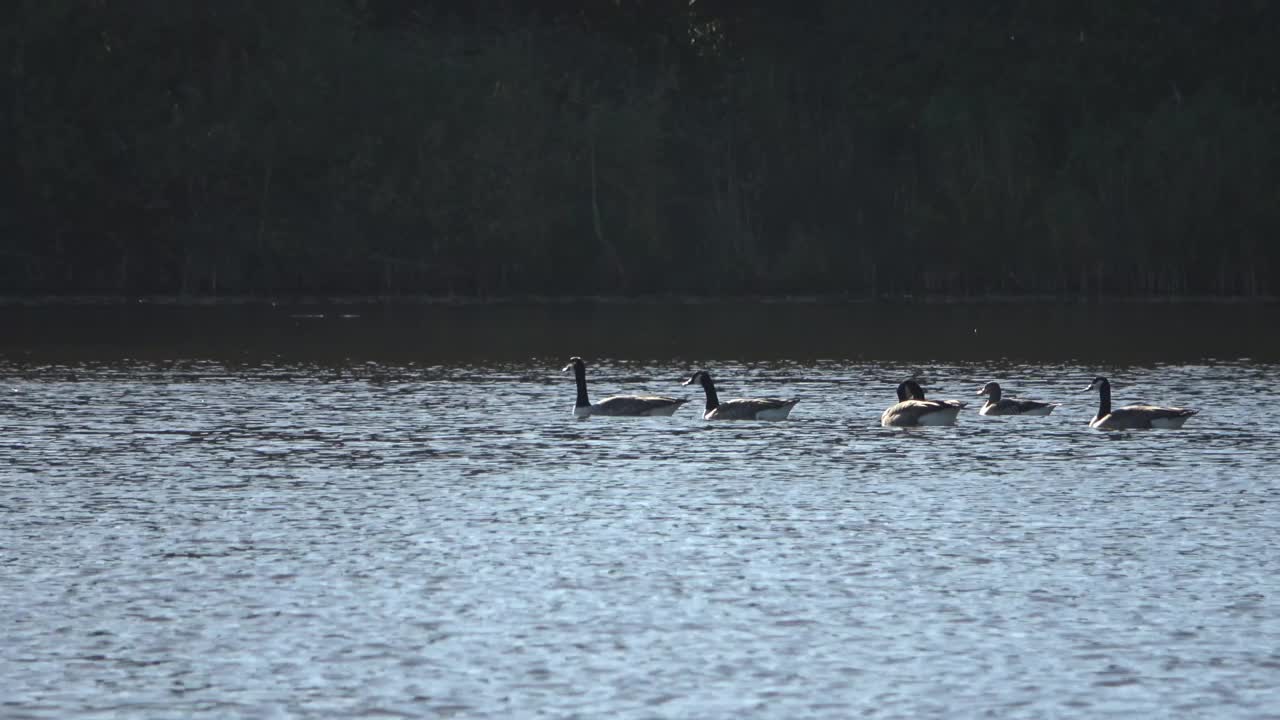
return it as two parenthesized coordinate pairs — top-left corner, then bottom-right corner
(5, 292), (1278, 364)
(0, 293), (1276, 307)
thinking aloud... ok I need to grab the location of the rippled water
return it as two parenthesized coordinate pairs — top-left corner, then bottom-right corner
(3, 304), (1280, 718)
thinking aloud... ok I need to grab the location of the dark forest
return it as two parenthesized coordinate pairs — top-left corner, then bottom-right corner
(2, 1), (1278, 297)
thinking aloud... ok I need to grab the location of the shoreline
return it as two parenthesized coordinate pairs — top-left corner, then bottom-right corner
(0, 293), (1277, 307)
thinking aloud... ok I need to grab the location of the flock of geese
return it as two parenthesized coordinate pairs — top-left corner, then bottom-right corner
(563, 357), (1199, 430)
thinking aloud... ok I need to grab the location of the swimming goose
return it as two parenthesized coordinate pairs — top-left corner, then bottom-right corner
(682, 370), (799, 420)
(562, 357), (688, 418)
(976, 381), (1060, 416)
(880, 379), (967, 427)
(1083, 376), (1197, 429)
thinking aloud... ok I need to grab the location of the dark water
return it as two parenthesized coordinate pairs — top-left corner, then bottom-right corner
(3, 302), (1279, 718)
(3, 298), (1279, 363)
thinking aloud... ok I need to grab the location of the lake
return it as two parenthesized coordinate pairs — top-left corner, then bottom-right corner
(3, 300), (1279, 718)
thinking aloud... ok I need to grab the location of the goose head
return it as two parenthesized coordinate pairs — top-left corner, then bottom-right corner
(682, 370), (713, 388)
(897, 379), (927, 401)
(1083, 376), (1109, 392)
(562, 356), (586, 373)
(977, 381), (1001, 397)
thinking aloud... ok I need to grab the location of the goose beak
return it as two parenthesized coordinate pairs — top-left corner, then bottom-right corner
(975, 388), (986, 396)
(681, 377), (695, 386)
(1081, 384), (1095, 392)
(562, 364), (573, 373)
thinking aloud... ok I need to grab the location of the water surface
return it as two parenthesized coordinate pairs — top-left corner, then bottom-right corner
(2, 302), (1279, 718)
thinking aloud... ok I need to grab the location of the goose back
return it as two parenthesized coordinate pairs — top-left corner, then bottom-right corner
(881, 399), (966, 426)
(707, 397), (801, 421)
(589, 395), (689, 417)
(1091, 404), (1197, 429)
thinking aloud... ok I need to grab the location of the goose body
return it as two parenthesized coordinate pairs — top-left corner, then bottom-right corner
(880, 379), (967, 427)
(682, 370), (799, 420)
(977, 381), (1060, 416)
(1084, 376), (1197, 430)
(563, 357), (688, 418)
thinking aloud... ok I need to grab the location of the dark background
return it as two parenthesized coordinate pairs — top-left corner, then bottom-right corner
(3, 1), (1277, 297)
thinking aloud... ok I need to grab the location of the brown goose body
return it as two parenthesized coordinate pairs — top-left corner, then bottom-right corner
(881, 380), (966, 427)
(976, 381), (1060, 417)
(563, 357), (687, 418)
(1084, 376), (1197, 430)
(683, 370), (799, 421)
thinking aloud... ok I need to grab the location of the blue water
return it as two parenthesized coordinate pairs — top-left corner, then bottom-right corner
(3, 350), (1278, 718)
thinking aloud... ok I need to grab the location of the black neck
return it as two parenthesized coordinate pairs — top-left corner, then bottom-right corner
(699, 373), (720, 411)
(896, 382), (909, 402)
(988, 385), (1002, 403)
(1096, 380), (1111, 417)
(573, 363), (590, 408)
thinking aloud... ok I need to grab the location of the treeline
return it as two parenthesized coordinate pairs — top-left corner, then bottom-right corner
(2, 1), (1278, 297)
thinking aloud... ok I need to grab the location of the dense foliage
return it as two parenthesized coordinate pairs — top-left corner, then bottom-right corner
(3, 1), (1278, 296)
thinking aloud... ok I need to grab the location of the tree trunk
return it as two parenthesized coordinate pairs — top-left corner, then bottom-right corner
(589, 113), (627, 289)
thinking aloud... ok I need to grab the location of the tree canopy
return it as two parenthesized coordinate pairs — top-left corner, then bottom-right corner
(3, 1), (1277, 296)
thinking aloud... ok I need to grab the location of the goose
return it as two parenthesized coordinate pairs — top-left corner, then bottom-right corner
(976, 381), (1060, 416)
(562, 357), (688, 418)
(880, 379), (967, 427)
(682, 370), (799, 420)
(1083, 376), (1197, 430)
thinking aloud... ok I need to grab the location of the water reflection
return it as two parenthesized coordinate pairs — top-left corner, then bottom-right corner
(3, 300), (1279, 363)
